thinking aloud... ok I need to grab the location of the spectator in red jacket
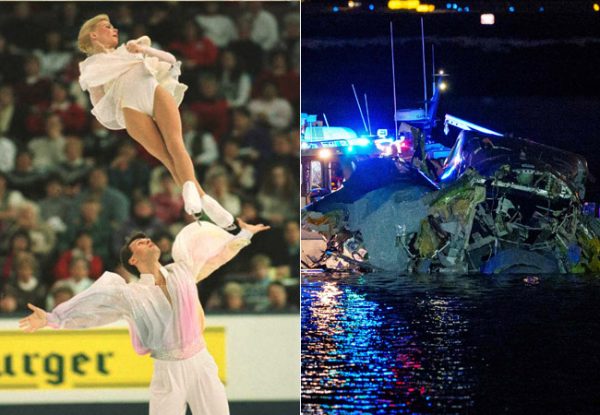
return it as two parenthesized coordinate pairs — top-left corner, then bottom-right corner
(188, 73), (229, 141)
(26, 82), (87, 136)
(169, 20), (219, 71)
(13, 55), (52, 109)
(150, 170), (184, 226)
(253, 50), (299, 104)
(54, 230), (104, 281)
(48, 82), (88, 134)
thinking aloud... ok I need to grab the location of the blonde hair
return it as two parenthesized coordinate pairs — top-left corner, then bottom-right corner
(78, 14), (110, 55)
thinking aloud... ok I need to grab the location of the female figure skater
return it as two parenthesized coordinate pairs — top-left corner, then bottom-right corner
(77, 14), (235, 230)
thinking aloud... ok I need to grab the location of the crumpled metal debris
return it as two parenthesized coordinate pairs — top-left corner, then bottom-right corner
(302, 129), (600, 274)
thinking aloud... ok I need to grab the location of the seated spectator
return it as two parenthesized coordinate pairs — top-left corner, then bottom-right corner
(232, 198), (273, 267)
(289, 127), (300, 154)
(204, 170), (242, 217)
(0, 171), (25, 231)
(55, 136), (94, 189)
(0, 84), (27, 139)
(281, 11), (300, 71)
(38, 175), (71, 234)
(245, 2), (279, 52)
(6, 150), (47, 200)
(33, 30), (72, 78)
(0, 230), (31, 284)
(54, 230), (103, 280)
(283, 220), (300, 279)
(82, 118), (121, 165)
(108, 141), (150, 199)
(253, 50), (299, 104)
(74, 167), (130, 227)
(3, 201), (56, 259)
(0, 290), (18, 314)
(28, 114), (66, 170)
(155, 230), (174, 265)
(146, 3), (180, 46)
(258, 281), (297, 312)
(113, 4), (135, 41)
(257, 165), (298, 226)
(225, 107), (271, 162)
(5, 253), (46, 312)
(182, 109), (219, 178)
(0, 134), (17, 174)
(188, 73), (230, 141)
(61, 197), (112, 266)
(229, 15), (263, 77)
(130, 23), (162, 49)
(248, 82), (293, 131)
(0, 34), (24, 85)
(220, 141), (256, 193)
(218, 49), (251, 108)
(150, 171), (184, 226)
(239, 199), (268, 225)
(224, 282), (248, 312)
(3, 3), (42, 51)
(112, 198), (167, 259)
(269, 130), (299, 169)
(13, 55), (52, 109)
(47, 256), (92, 310)
(243, 254), (276, 311)
(61, 256), (93, 294)
(195, 3), (237, 48)
(47, 285), (74, 310)
(62, 52), (91, 110)
(169, 20), (219, 72)
(58, 2), (81, 43)
(46, 81), (88, 135)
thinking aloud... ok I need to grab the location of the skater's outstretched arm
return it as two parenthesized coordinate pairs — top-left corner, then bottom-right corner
(19, 272), (130, 332)
(194, 219), (270, 282)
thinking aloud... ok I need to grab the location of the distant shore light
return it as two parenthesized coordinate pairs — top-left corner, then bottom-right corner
(481, 13), (495, 25)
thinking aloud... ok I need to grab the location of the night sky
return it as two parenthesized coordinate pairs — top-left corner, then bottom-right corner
(301, 5), (600, 197)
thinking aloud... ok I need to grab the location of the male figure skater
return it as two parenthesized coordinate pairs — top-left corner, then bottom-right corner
(20, 217), (269, 415)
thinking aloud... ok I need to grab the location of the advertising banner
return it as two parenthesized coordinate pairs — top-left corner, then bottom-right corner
(0, 327), (226, 390)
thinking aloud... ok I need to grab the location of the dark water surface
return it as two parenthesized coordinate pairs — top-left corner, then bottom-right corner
(301, 273), (600, 414)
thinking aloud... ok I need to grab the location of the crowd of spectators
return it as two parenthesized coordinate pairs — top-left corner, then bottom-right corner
(0, 2), (300, 316)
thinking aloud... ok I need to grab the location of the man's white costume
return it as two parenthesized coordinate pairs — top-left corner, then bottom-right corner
(46, 222), (252, 415)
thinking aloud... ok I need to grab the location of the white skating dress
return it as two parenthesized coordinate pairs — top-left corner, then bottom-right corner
(79, 37), (188, 130)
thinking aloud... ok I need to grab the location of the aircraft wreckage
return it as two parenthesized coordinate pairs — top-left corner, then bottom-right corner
(301, 109), (600, 275)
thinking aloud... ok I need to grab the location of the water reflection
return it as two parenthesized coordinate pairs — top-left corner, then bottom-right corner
(302, 273), (600, 414)
(302, 276), (476, 414)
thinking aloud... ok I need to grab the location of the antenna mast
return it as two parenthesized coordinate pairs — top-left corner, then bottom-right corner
(420, 17), (428, 115)
(364, 94), (372, 136)
(390, 21), (398, 139)
(431, 44), (436, 95)
(351, 84), (368, 134)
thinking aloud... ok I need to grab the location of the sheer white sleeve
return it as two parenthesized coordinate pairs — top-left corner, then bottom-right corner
(171, 222), (252, 281)
(194, 230), (252, 282)
(140, 45), (176, 65)
(46, 272), (130, 330)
